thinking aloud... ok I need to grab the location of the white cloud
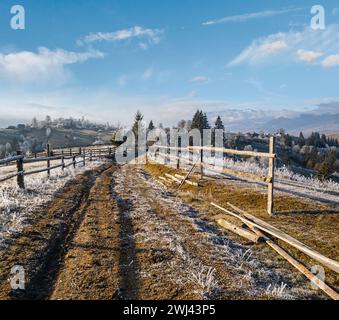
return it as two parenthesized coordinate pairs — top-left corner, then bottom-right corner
(296, 49), (323, 62)
(229, 39), (288, 66)
(203, 8), (301, 26)
(0, 47), (104, 83)
(78, 26), (163, 47)
(229, 24), (339, 67)
(190, 76), (209, 83)
(321, 55), (339, 68)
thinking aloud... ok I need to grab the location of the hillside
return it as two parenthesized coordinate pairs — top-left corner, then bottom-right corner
(0, 127), (114, 151)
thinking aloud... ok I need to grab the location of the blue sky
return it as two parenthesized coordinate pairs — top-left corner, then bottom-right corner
(0, 0), (339, 127)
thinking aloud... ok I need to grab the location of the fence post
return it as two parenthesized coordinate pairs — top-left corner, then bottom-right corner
(47, 143), (51, 178)
(69, 148), (72, 156)
(61, 151), (65, 172)
(200, 144), (204, 179)
(177, 146), (180, 170)
(16, 150), (25, 189)
(267, 136), (276, 215)
(72, 155), (76, 169)
(90, 150), (93, 162)
(83, 148), (86, 166)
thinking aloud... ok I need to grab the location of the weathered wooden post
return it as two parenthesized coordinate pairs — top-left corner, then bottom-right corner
(200, 144), (204, 179)
(72, 155), (76, 169)
(83, 148), (86, 166)
(177, 146), (180, 170)
(267, 136), (276, 215)
(61, 151), (65, 172)
(69, 148), (72, 156)
(47, 143), (51, 178)
(16, 150), (25, 189)
(90, 150), (93, 162)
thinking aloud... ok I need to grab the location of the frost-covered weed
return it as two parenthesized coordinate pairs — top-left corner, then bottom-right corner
(0, 160), (106, 249)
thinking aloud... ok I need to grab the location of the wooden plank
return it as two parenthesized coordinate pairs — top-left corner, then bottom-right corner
(24, 155), (63, 163)
(165, 173), (181, 183)
(0, 155), (24, 165)
(174, 174), (199, 186)
(176, 158), (200, 192)
(216, 219), (261, 243)
(25, 163), (64, 176)
(202, 162), (271, 183)
(156, 145), (276, 159)
(0, 171), (22, 183)
(226, 202), (339, 274)
(250, 226), (339, 300)
(191, 146), (276, 159)
(159, 176), (171, 183)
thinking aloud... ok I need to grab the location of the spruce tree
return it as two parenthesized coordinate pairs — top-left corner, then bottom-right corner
(214, 116), (224, 130)
(148, 120), (155, 131)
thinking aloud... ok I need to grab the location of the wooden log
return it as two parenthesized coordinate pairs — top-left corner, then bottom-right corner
(0, 171), (23, 183)
(176, 158), (200, 192)
(174, 174), (199, 186)
(216, 218), (261, 243)
(156, 145), (276, 159)
(226, 202), (339, 274)
(250, 226), (339, 300)
(159, 176), (170, 183)
(165, 173), (181, 184)
(0, 155), (24, 165)
(202, 162), (271, 183)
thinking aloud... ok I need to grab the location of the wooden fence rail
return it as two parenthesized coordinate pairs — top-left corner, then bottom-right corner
(0, 144), (114, 189)
(149, 137), (276, 215)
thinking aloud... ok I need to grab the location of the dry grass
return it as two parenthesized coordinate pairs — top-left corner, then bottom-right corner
(144, 162), (339, 293)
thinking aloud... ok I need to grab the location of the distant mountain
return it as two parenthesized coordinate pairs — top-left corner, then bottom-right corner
(262, 113), (339, 135)
(207, 109), (339, 135)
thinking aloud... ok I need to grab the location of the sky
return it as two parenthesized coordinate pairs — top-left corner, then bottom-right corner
(0, 0), (339, 128)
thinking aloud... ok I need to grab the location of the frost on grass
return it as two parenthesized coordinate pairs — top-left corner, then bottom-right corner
(0, 160), (106, 252)
(115, 166), (304, 299)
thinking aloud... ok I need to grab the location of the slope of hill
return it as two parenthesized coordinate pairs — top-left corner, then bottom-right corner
(0, 127), (113, 151)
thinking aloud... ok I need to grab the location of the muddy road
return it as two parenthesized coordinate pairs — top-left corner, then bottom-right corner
(0, 163), (323, 300)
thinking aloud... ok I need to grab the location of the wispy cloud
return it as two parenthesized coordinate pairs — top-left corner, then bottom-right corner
(296, 49), (323, 63)
(228, 24), (339, 68)
(77, 26), (163, 47)
(0, 47), (104, 83)
(190, 76), (209, 83)
(229, 39), (288, 66)
(321, 55), (339, 68)
(203, 8), (301, 26)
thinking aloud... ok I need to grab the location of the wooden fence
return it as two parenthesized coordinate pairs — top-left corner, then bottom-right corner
(0, 144), (114, 189)
(148, 137), (276, 215)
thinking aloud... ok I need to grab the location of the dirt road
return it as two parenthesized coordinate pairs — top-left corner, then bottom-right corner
(0, 163), (324, 300)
